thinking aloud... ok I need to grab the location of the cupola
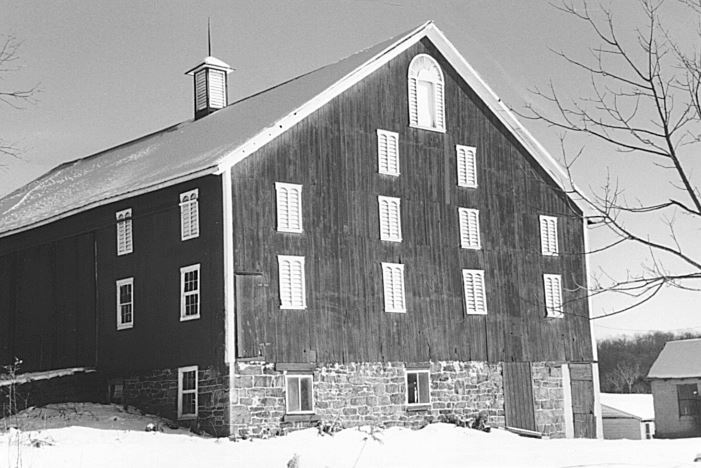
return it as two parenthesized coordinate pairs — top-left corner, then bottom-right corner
(185, 56), (233, 120)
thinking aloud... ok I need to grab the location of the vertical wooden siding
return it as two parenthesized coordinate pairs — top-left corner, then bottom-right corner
(503, 362), (536, 431)
(230, 39), (593, 364)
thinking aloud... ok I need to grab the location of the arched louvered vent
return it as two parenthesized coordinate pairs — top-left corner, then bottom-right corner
(408, 54), (445, 131)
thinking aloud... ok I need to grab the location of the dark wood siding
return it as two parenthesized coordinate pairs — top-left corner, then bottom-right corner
(0, 175), (226, 374)
(230, 38), (593, 364)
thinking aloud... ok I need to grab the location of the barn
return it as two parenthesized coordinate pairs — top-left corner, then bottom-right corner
(0, 22), (600, 438)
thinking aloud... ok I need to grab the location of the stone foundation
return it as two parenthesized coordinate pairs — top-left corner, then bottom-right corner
(531, 362), (565, 437)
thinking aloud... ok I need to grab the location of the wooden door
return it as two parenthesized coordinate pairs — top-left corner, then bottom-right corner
(503, 362), (536, 431)
(569, 363), (596, 438)
(235, 274), (268, 359)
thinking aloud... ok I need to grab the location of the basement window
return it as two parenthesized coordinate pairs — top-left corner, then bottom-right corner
(406, 369), (430, 405)
(116, 208), (133, 255)
(180, 189), (200, 241)
(286, 374), (314, 414)
(178, 366), (198, 419)
(677, 384), (699, 417)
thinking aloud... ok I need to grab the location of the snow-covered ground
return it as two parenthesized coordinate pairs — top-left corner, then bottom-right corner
(2, 403), (701, 468)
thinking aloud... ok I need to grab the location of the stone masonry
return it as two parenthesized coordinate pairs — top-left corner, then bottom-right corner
(531, 362), (565, 437)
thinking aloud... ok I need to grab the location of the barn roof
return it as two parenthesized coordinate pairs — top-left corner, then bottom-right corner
(647, 338), (701, 379)
(0, 21), (587, 238)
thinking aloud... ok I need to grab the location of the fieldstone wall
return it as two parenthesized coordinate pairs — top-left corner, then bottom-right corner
(531, 362), (565, 437)
(122, 366), (229, 436)
(229, 360), (504, 438)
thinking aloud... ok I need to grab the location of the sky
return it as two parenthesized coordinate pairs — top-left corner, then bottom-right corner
(0, 0), (699, 341)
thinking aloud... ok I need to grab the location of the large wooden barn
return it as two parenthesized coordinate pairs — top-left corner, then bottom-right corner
(0, 22), (601, 438)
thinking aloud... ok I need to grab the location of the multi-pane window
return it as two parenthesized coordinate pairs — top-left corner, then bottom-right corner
(378, 196), (402, 242)
(677, 384), (699, 417)
(458, 208), (481, 249)
(540, 215), (559, 255)
(275, 182), (303, 233)
(278, 255), (306, 309)
(116, 277), (134, 330)
(408, 54), (445, 131)
(180, 264), (200, 321)
(286, 374), (314, 414)
(178, 366), (198, 419)
(543, 274), (563, 318)
(382, 262), (406, 313)
(377, 129), (400, 176)
(180, 189), (200, 240)
(116, 209), (133, 255)
(406, 370), (430, 405)
(456, 145), (477, 188)
(462, 269), (487, 315)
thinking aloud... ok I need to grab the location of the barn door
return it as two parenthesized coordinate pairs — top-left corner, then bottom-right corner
(503, 362), (536, 431)
(569, 363), (596, 438)
(235, 274), (268, 359)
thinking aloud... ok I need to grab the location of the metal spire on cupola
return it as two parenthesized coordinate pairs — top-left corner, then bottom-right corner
(185, 18), (233, 120)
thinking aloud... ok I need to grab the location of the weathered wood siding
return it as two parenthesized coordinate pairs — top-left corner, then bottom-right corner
(230, 38), (593, 364)
(503, 362), (536, 431)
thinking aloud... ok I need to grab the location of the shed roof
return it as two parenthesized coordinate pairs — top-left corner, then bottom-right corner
(600, 393), (654, 420)
(0, 21), (587, 238)
(647, 338), (701, 379)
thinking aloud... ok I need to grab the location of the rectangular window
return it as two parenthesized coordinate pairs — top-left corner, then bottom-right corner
(286, 374), (314, 414)
(543, 274), (563, 318)
(540, 215), (559, 255)
(180, 189), (200, 241)
(382, 262), (406, 313)
(677, 384), (699, 417)
(462, 269), (487, 315)
(378, 196), (402, 242)
(116, 277), (134, 330)
(406, 370), (430, 405)
(377, 129), (400, 176)
(458, 208), (481, 249)
(178, 366), (198, 419)
(180, 264), (200, 321)
(456, 145), (477, 188)
(275, 182), (303, 233)
(278, 255), (306, 309)
(116, 209), (133, 255)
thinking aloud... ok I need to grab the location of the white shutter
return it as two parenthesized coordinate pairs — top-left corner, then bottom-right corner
(276, 183), (303, 233)
(279, 256), (306, 309)
(195, 70), (207, 111)
(208, 69), (226, 109)
(116, 208), (133, 255)
(180, 189), (199, 240)
(540, 215), (559, 255)
(458, 208), (481, 249)
(382, 263), (406, 313)
(456, 145), (477, 188)
(377, 129), (399, 176)
(378, 196), (402, 242)
(463, 269), (487, 315)
(434, 81), (445, 130)
(408, 77), (419, 126)
(543, 274), (563, 318)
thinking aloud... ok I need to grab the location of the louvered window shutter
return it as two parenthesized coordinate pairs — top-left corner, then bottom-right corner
(208, 69), (226, 109)
(180, 190), (199, 240)
(279, 256), (306, 309)
(382, 263), (406, 312)
(116, 209), (133, 255)
(457, 145), (477, 187)
(463, 269), (487, 315)
(195, 70), (207, 111)
(408, 77), (419, 126)
(276, 183), (303, 233)
(378, 196), (402, 242)
(459, 208), (481, 249)
(434, 81), (445, 130)
(540, 216), (558, 255)
(377, 130), (399, 176)
(543, 274), (563, 317)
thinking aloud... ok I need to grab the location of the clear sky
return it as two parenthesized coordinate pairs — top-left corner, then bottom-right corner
(1, 0), (699, 341)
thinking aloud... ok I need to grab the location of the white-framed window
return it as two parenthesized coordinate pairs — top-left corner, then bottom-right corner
(382, 262), (406, 313)
(180, 189), (200, 241)
(275, 182), (303, 233)
(406, 369), (430, 405)
(180, 264), (200, 321)
(543, 274), (563, 318)
(116, 277), (134, 330)
(285, 374), (314, 414)
(408, 54), (445, 132)
(458, 208), (481, 249)
(456, 145), (477, 188)
(462, 269), (487, 315)
(177, 365), (198, 419)
(540, 215), (559, 256)
(278, 255), (306, 309)
(378, 196), (402, 242)
(377, 129), (400, 176)
(116, 209), (133, 255)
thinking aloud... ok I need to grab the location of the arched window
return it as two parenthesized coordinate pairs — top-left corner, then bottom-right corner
(408, 54), (445, 131)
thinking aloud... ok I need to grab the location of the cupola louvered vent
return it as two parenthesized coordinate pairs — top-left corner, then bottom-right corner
(185, 56), (233, 120)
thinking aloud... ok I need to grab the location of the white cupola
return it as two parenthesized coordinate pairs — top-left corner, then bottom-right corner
(185, 56), (233, 120)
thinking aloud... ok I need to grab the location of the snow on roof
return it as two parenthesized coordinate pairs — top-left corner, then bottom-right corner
(0, 367), (94, 387)
(600, 393), (654, 421)
(0, 21), (585, 238)
(647, 338), (701, 379)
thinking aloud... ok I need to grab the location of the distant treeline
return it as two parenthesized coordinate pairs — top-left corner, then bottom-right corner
(597, 331), (701, 393)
